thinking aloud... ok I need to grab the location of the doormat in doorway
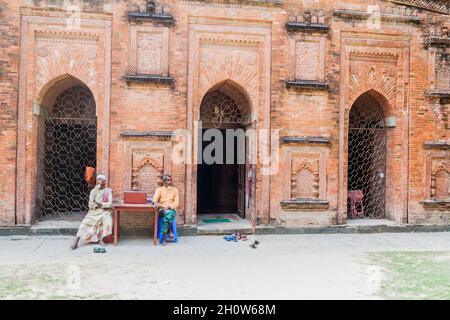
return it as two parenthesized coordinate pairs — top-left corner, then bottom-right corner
(202, 219), (231, 223)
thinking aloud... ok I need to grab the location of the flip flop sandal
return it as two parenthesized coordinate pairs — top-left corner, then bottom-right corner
(254, 240), (260, 245)
(94, 247), (100, 253)
(250, 243), (257, 249)
(100, 248), (106, 253)
(241, 235), (248, 241)
(223, 235), (236, 241)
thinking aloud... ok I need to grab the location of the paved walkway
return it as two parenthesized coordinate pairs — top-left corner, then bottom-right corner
(0, 232), (449, 299)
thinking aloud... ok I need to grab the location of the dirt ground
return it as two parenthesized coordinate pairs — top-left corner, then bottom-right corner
(0, 232), (449, 300)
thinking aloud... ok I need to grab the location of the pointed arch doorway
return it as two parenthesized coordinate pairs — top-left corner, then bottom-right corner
(347, 91), (387, 219)
(197, 81), (252, 218)
(36, 77), (97, 217)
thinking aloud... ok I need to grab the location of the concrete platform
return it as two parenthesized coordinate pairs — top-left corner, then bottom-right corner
(197, 214), (253, 235)
(30, 220), (81, 236)
(1, 217), (450, 237)
(346, 218), (398, 226)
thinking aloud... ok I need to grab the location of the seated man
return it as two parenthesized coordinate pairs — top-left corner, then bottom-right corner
(70, 175), (113, 250)
(152, 174), (179, 244)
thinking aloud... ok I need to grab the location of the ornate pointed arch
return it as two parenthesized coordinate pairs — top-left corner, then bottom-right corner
(348, 51), (399, 114)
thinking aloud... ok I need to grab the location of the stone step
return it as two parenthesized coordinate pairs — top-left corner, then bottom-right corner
(30, 220), (80, 236)
(197, 214), (254, 235)
(2, 221), (450, 237)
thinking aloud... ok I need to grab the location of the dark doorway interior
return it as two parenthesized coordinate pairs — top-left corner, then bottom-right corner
(197, 129), (242, 214)
(197, 84), (249, 217)
(347, 92), (387, 219)
(38, 85), (97, 216)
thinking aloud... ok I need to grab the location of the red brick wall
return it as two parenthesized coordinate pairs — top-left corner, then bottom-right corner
(0, 0), (19, 226)
(0, 0), (448, 227)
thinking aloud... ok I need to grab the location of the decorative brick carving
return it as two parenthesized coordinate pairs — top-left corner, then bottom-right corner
(35, 30), (100, 91)
(281, 140), (329, 213)
(283, 148), (327, 205)
(427, 46), (450, 97)
(198, 40), (259, 104)
(286, 10), (328, 33)
(129, 1), (174, 25)
(349, 52), (398, 107)
(428, 20), (450, 40)
(137, 32), (162, 74)
(435, 53), (450, 91)
(423, 149), (450, 209)
(421, 156), (450, 209)
(288, 34), (325, 82)
(26, 0), (116, 12)
(182, 0), (285, 7)
(333, 2), (421, 23)
(129, 25), (169, 76)
(131, 151), (164, 196)
(431, 162), (449, 199)
(295, 41), (319, 80)
(123, 141), (172, 201)
(387, 0), (449, 14)
(291, 159), (319, 199)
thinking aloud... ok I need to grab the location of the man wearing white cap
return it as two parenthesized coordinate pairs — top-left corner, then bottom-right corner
(70, 175), (113, 250)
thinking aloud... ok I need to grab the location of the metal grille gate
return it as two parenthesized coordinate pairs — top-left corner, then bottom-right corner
(348, 98), (387, 219)
(200, 90), (249, 128)
(37, 86), (97, 216)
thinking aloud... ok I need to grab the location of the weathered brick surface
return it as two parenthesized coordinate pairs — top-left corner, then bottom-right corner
(0, 0), (449, 227)
(0, 0), (19, 225)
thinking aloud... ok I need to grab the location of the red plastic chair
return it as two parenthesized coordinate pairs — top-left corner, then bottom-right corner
(348, 190), (364, 219)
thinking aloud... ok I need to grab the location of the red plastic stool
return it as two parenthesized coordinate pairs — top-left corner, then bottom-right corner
(348, 190), (364, 219)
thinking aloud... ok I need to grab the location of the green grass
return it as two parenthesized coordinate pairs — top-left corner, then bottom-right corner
(369, 251), (450, 300)
(0, 263), (119, 300)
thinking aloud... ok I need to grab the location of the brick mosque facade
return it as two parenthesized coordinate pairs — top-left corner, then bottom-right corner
(0, 0), (449, 229)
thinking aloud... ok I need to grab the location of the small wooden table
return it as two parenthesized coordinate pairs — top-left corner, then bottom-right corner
(112, 202), (158, 246)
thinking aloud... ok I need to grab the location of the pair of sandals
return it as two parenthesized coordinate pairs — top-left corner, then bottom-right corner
(94, 247), (106, 253)
(166, 232), (175, 242)
(223, 232), (248, 242)
(249, 240), (260, 249)
(223, 235), (238, 242)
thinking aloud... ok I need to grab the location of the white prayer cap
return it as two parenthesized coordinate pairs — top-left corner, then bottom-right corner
(97, 175), (107, 181)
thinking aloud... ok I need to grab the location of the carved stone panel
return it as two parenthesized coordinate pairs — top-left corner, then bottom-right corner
(295, 40), (320, 80)
(131, 149), (164, 196)
(349, 51), (398, 107)
(130, 26), (169, 76)
(435, 53), (450, 91)
(284, 148), (327, 202)
(431, 161), (450, 199)
(289, 34), (325, 81)
(291, 159), (320, 199)
(137, 32), (163, 74)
